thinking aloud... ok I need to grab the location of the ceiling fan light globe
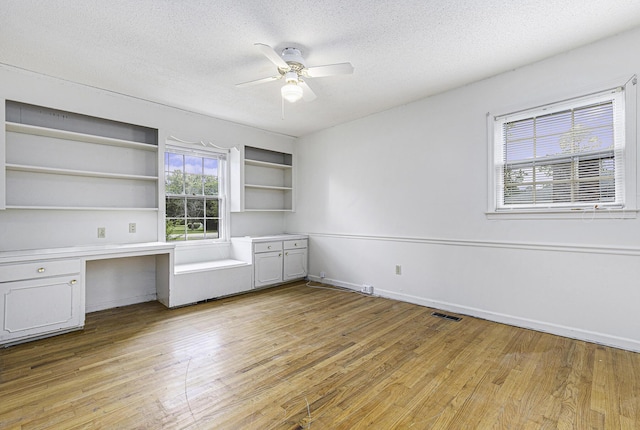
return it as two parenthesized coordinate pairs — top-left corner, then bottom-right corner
(281, 83), (303, 103)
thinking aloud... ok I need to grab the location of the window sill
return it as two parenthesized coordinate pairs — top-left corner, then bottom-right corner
(170, 239), (230, 248)
(486, 208), (638, 220)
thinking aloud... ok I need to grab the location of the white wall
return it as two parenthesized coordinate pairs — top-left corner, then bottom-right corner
(286, 27), (640, 351)
(231, 211), (285, 237)
(0, 64), (294, 310)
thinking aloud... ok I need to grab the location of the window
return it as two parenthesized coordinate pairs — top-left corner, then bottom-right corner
(164, 145), (227, 241)
(490, 83), (636, 217)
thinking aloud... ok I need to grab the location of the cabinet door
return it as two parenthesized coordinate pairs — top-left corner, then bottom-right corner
(0, 275), (84, 344)
(283, 248), (308, 281)
(254, 251), (283, 287)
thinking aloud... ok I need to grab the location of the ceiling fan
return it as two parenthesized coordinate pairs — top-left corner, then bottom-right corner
(236, 43), (354, 103)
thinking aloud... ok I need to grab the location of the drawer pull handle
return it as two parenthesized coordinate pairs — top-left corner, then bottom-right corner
(70, 279), (77, 285)
(268, 246), (272, 249)
(37, 267), (45, 273)
(294, 243), (297, 246)
(279, 253), (282, 257)
(285, 252), (289, 256)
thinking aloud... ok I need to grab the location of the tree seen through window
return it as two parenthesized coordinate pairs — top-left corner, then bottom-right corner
(500, 98), (619, 208)
(165, 152), (221, 241)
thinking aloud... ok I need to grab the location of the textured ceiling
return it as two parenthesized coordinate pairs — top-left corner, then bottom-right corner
(2, 1), (640, 137)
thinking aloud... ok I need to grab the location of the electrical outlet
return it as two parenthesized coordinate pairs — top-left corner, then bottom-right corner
(361, 284), (374, 295)
(395, 264), (402, 275)
(129, 223), (136, 234)
(97, 227), (106, 238)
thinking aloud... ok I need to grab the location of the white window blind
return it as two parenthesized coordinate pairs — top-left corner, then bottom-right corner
(493, 89), (626, 210)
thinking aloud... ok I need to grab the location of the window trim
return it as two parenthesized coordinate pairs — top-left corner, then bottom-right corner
(486, 77), (637, 220)
(163, 140), (230, 243)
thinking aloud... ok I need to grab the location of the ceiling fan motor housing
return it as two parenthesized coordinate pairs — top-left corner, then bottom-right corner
(280, 47), (306, 73)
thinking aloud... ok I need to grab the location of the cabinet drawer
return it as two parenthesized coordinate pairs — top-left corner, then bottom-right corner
(254, 241), (283, 253)
(0, 259), (82, 283)
(284, 239), (307, 250)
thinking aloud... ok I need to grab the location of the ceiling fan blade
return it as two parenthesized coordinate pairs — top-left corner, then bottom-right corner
(235, 75), (281, 88)
(305, 62), (354, 78)
(254, 43), (289, 70)
(299, 81), (317, 102)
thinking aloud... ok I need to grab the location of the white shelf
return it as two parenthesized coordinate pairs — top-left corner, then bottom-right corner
(244, 209), (294, 212)
(245, 159), (292, 170)
(5, 206), (159, 211)
(244, 183), (293, 191)
(6, 122), (158, 152)
(6, 164), (158, 181)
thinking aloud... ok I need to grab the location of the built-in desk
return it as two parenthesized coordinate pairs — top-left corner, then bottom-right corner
(0, 242), (174, 346)
(0, 237), (308, 345)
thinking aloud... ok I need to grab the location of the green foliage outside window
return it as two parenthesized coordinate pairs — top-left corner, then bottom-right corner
(165, 152), (221, 241)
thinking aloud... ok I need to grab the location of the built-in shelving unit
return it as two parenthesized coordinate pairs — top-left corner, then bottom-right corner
(231, 145), (294, 212)
(3, 101), (159, 211)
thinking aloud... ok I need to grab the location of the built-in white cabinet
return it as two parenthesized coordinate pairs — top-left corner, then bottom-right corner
(283, 240), (308, 281)
(254, 241), (285, 287)
(0, 258), (84, 345)
(230, 145), (294, 212)
(232, 235), (307, 288)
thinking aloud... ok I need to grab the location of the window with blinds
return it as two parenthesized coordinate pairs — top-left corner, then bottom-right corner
(493, 89), (626, 210)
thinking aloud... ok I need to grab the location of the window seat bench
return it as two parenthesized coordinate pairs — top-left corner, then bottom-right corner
(168, 246), (253, 308)
(174, 259), (249, 275)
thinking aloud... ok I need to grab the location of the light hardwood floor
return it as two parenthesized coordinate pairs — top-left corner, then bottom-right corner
(1, 282), (639, 429)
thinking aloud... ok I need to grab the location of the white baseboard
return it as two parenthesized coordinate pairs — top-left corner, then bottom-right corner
(307, 275), (362, 291)
(86, 293), (157, 313)
(309, 275), (640, 353)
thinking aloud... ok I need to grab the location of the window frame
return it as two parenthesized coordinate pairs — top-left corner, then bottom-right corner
(487, 78), (637, 220)
(163, 141), (230, 243)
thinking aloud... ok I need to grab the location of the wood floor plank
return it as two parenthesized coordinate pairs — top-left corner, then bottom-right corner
(1, 282), (640, 429)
